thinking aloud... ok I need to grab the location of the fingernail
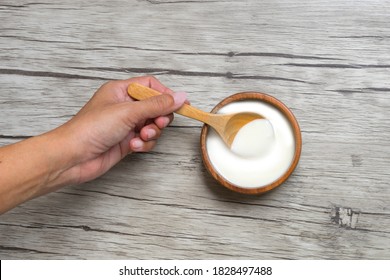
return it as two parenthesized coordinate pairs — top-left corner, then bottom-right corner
(172, 91), (187, 106)
(160, 116), (171, 128)
(147, 129), (156, 139)
(132, 139), (143, 150)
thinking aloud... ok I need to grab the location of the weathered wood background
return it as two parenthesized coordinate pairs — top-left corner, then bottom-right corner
(1, 0), (389, 259)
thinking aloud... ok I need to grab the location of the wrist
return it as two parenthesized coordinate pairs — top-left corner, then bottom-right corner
(40, 126), (80, 189)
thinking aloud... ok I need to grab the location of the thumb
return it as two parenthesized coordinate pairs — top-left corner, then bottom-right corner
(128, 91), (187, 123)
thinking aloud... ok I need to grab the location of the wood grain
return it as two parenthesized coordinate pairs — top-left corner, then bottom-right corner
(1, 0), (390, 259)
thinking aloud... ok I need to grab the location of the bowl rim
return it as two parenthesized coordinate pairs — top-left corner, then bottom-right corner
(200, 92), (302, 195)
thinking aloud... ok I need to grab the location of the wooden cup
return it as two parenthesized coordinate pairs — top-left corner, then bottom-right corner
(200, 92), (302, 195)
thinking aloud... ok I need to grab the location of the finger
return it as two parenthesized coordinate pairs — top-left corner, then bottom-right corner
(139, 123), (162, 141)
(148, 77), (174, 94)
(118, 76), (174, 96)
(134, 118), (154, 132)
(129, 137), (157, 153)
(119, 131), (136, 156)
(154, 114), (174, 129)
(125, 92), (187, 125)
(95, 80), (132, 104)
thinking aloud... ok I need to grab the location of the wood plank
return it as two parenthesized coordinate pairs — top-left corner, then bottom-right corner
(1, 0), (390, 259)
(1, 128), (389, 259)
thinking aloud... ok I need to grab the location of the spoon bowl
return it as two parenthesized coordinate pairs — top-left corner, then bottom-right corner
(127, 83), (264, 147)
(222, 111), (263, 146)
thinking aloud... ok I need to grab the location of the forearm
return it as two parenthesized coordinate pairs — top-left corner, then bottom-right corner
(0, 128), (75, 214)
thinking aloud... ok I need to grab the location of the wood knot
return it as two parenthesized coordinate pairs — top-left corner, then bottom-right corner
(330, 206), (360, 229)
(81, 225), (91, 231)
(227, 51), (235, 57)
(351, 154), (363, 167)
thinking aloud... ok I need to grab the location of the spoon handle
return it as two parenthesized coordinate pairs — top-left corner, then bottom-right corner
(127, 83), (215, 125)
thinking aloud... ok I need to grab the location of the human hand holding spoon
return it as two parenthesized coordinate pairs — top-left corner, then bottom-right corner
(127, 83), (264, 149)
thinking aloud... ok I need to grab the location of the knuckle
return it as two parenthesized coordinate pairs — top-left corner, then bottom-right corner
(101, 80), (119, 90)
(146, 75), (158, 83)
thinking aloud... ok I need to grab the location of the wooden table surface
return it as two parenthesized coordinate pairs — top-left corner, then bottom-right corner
(1, 0), (389, 259)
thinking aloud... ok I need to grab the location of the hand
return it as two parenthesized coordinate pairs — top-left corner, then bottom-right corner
(1, 76), (186, 214)
(55, 76), (187, 184)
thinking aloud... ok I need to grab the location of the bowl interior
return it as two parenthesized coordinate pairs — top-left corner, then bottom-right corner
(200, 92), (302, 195)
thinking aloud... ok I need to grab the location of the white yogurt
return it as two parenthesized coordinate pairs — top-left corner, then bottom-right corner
(231, 119), (275, 158)
(206, 100), (295, 188)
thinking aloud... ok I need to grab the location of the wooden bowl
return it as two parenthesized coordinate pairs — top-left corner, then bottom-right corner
(200, 92), (302, 195)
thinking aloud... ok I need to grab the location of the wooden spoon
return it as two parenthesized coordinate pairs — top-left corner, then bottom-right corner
(127, 83), (263, 147)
